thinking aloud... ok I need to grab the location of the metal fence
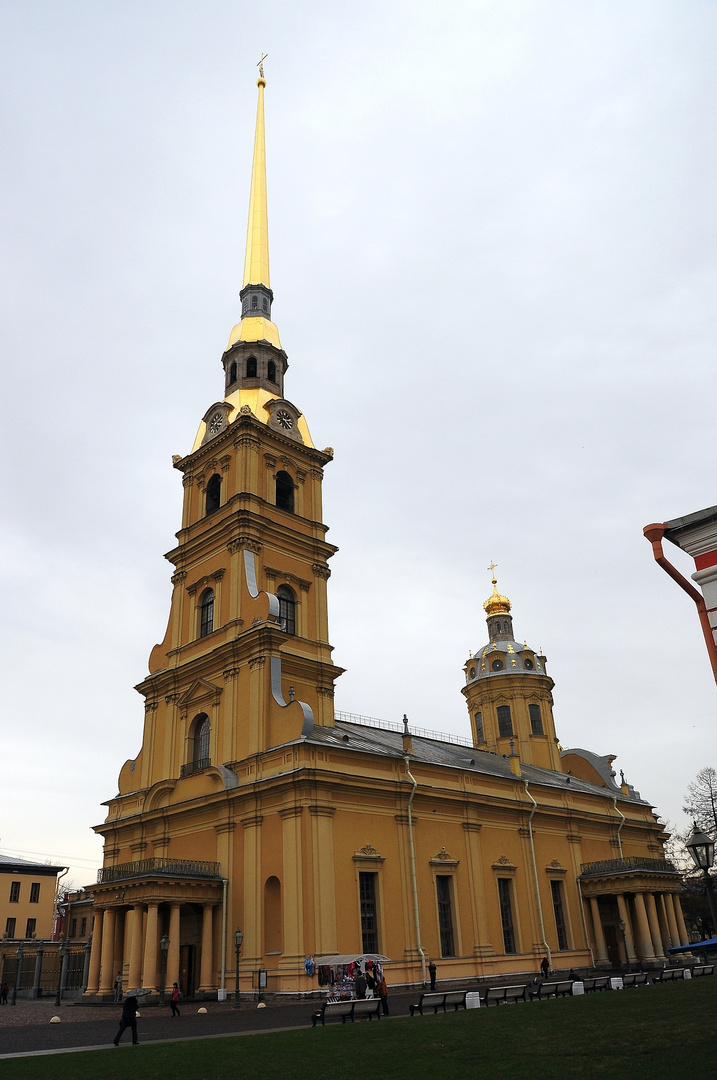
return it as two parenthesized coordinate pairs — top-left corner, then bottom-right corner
(0, 942), (89, 998)
(97, 857), (221, 883)
(580, 856), (678, 878)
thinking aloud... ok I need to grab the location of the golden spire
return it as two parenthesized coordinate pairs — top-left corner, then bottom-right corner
(227, 60), (282, 351)
(483, 563), (511, 617)
(243, 61), (270, 289)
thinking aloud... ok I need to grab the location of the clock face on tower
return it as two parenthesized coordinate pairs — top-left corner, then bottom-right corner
(275, 410), (294, 430)
(208, 411), (225, 434)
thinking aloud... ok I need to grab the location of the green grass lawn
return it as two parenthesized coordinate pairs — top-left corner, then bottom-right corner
(3, 979), (715, 1080)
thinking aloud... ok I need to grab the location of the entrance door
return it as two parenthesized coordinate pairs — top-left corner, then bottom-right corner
(604, 925), (621, 968)
(179, 945), (198, 998)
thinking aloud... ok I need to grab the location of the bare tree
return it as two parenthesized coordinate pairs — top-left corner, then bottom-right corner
(683, 766), (717, 838)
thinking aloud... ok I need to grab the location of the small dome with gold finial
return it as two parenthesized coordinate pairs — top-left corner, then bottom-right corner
(483, 578), (511, 617)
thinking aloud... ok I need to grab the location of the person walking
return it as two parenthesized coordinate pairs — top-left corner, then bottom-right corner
(113, 994), (139, 1045)
(0, 982), (7, 1005)
(428, 960), (437, 991)
(377, 974), (389, 1015)
(170, 982), (181, 1017)
(113, 972), (123, 1002)
(540, 957), (550, 979)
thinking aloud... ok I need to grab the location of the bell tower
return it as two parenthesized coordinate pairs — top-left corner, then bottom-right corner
(116, 71), (344, 802)
(461, 572), (563, 771)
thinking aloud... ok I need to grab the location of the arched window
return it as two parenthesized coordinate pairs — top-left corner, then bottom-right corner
(497, 705), (513, 737)
(267, 359), (276, 383)
(277, 585), (296, 635)
(529, 703), (544, 735)
(205, 474), (221, 515)
(246, 356), (258, 378)
(229, 361), (237, 384)
(192, 714), (210, 764)
(251, 295), (258, 309)
(275, 471), (294, 512)
(262, 297), (268, 312)
(199, 588), (214, 637)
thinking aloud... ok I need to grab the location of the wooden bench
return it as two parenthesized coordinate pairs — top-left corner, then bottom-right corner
(409, 991), (467, 1016)
(312, 998), (382, 1026)
(691, 964), (715, 977)
(622, 972), (648, 988)
(529, 979), (574, 1001)
(582, 977), (610, 993)
(483, 984), (528, 1006)
(652, 968), (685, 983)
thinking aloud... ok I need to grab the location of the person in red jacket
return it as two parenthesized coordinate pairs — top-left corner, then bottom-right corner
(170, 982), (181, 1017)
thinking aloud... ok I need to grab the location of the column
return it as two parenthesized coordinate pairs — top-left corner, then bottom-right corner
(310, 806), (337, 955)
(198, 905), (215, 991)
(645, 893), (665, 959)
(31, 944), (44, 1000)
(632, 893), (655, 961)
(588, 897), (608, 963)
(98, 909), (116, 994)
(664, 892), (681, 949)
(142, 903), (159, 991)
(279, 806), (305, 966)
(128, 904), (144, 989)
(167, 903), (181, 987)
(672, 893), (690, 947)
(656, 893), (673, 950)
(113, 910), (125, 992)
(462, 823), (493, 957)
(85, 912), (103, 995)
(242, 815), (263, 968)
(616, 894), (637, 962)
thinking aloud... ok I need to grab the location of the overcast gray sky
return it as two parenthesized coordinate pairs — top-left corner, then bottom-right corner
(1, 0), (716, 889)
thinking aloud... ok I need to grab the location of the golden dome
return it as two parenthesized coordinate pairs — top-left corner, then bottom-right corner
(483, 578), (511, 617)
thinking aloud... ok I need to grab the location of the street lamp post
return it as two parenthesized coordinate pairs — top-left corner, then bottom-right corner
(159, 934), (170, 1005)
(233, 928), (243, 1008)
(685, 823), (717, 935)
(54, 940), (69, 1007)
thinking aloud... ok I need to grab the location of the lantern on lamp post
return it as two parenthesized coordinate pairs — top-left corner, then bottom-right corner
(685, 823), (717, 935)
(233, 928), (243, 1008)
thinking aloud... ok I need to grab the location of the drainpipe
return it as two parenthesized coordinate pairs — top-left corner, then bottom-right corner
(404, 754), (427, 987)
(220, 878), (228, 993)
(523, 780), (551, 969)
(644, 523), (717, 685)
(612, 796), (625, 858)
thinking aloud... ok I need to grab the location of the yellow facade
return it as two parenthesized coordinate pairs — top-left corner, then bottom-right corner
(86, 77), (686, 998)
(1, 856), (65, 942)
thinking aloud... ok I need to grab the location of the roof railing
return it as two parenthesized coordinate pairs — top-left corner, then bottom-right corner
(335, 710), (472, 748)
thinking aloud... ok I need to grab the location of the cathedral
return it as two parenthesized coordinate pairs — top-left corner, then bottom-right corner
(84, 73), (689, 998)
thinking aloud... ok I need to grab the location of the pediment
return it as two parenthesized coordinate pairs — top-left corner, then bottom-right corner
(178, 678), (222, 709)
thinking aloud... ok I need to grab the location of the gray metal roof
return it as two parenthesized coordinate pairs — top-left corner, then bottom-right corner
(0, 853), (66, 873)
(307, 720), (647, 804)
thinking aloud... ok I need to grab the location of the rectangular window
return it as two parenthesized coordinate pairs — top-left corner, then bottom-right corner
(551, 880), (568, 950)
(474, 711), (484, 743)
(80, 917), (87, 937)
(25, 918), (36, 939)
(359, 872), (379, 953)
(436, 876), (456, 957)
(29, 882), (40, 903)
(70, 919), (77, 938)
(9, 881), (20, 903)
(529, 704), (544, 736)
(497, 705), (513, 738)
(5, 917), (16, 938)
(498, 879), (516, 954)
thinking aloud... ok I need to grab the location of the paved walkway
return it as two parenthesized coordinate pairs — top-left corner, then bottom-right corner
(0, 992), (416, 1058)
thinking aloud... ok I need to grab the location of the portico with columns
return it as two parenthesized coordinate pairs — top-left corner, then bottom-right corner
(85, 863), (223, 998)
(580, 858), (689, 968)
